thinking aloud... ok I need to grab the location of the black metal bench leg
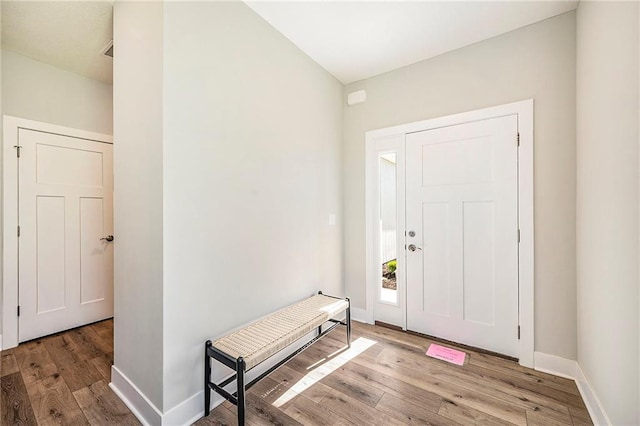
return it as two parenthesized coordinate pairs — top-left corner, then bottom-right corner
(237, 357), (246, 426)
(346, 298), (351, 348)
(317, 291), (324, 337)
(204, 341), (212, 416)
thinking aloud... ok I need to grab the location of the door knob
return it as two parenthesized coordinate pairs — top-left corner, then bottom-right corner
(100, 235), (114, 242)
(407, 244), (422, 252)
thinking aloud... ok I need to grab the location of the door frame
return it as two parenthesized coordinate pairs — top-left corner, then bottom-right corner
(365, 100), (534, 367)
(2, 116), (113, 350)
(366, 134), (407, 327)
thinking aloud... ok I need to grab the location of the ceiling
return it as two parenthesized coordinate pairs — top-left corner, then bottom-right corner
(246, 1), (579, 84)
(1, 1), (114, 84)
(0, 1), (578, 86)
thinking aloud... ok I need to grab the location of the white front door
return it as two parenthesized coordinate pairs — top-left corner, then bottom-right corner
(405, 115), (519, 357)
(18, 128), (114, 342)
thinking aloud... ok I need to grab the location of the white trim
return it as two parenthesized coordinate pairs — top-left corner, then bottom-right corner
(364, 100), (535, 367)
(162, 389), (224, 426)
(111, 365), (225, 426)
(516, 100), (535, 368)
(3, 116), (20, 349)
(365, 135), (406, 328)
(364, 137), (376, 325)
(533, 353), (611, 426)
(1, 115), (113, 349)
(350, 307), (369, 324)
(0, 334), (3, 351)
(574, 364), (612, 426)
(110, 366), (163, 426)
(533, 351), (577, 380)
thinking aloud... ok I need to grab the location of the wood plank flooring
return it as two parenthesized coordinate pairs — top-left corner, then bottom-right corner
(197, 322), (593, 426)
(1, 319), (593, 425)
(1, 320), (138, 425)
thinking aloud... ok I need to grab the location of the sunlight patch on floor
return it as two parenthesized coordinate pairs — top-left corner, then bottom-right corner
(271, 337), (377, 407)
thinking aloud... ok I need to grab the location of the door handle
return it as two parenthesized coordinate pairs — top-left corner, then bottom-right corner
(407, 244), (422, 252)
(100, 235), (114, 242)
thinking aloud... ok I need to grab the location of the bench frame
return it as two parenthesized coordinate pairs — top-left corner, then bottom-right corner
(204, 291), (351, 425)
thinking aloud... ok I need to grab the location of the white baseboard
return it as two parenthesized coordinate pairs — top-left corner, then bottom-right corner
(574, 364), (612, 426)
(110, 365), (162, 426)
(163, 388), (224, 426)
(534, 352), (610, 425)
(350, 307), (369, 323)
(533, 351), (577, 380)
(0, 333), (3, 351)
(111, 366), (226, 426)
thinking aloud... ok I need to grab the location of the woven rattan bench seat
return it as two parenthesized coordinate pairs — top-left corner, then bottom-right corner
(212, 294), (348, 370)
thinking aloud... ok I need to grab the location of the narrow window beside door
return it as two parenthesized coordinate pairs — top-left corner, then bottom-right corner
(379, 153), (397, 304)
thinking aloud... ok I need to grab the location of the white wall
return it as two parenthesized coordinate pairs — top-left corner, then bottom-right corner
(112, 2), (164, 411)
(0, 5), (3, 338)
(161, 1), (343, 411)
(576, 2), (639, 424)
(1, 50), (112, 135)
(343, 12), (577, 359)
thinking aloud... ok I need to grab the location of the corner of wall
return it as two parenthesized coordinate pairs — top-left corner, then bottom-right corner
(112, 0), (165, 412)
(534, 352), (611, 425)
(533, 351), (576, 379)
(637, 4), (640, 425)
(0, 3), (4, 335)
(110, 366), (163, 426)
(574, 365), (613, 426)
(349, 307), (369, 323)
(576, 2), (639, 424)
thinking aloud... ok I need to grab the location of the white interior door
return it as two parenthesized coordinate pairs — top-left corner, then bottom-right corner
(18, 128), (114, 342)
(405, 115), (519, 357)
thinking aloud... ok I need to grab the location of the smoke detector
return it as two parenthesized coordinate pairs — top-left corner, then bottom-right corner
(101, 40), (113, 58)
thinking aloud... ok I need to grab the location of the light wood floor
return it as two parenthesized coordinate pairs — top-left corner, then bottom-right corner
(1, 320), (593, 426)
(0, 319), (138, 425)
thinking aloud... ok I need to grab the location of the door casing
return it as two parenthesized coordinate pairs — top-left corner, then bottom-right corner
(2, 116), (113, 350)
(365, 100), (534, 367)
(367, 135), (407, 327)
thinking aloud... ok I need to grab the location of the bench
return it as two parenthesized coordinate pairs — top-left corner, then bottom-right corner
(204, 292), (351, 425)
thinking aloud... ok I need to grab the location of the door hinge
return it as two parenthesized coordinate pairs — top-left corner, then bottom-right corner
(17, 305), (20, 317)
(517, 229), (521, 243)
(517, 325), (521, 339)
(17, 226), (20, 237)
(14, 145), (21, 158)
(517, 133), (520, 147)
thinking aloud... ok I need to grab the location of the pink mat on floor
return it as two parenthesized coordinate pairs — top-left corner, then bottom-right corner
(426, 343), (466, 366)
